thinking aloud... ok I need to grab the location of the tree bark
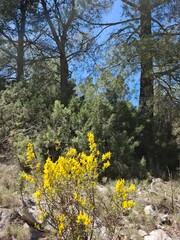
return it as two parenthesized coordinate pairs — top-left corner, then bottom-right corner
(41, 0), (74, 104)
(138, 0), (155, 170)
(60, 35), (69, 104)
(16, 1), (27, 81)
(139, 0), (154, 116)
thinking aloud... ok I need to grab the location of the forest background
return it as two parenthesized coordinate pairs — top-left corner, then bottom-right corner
(0, 0), (179, 180)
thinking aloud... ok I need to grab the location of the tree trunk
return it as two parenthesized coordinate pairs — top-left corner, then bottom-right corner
(60, 51), (69, 104)
(59, 34), (69, 105)
(41, 0), (70, 104)
(16, 1), (27, 81)
(139, 0), (154, 116)
(139, 0), (155, 170)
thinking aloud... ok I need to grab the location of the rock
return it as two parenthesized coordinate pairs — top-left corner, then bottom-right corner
(156, 224), (164, 229)
(144, 229), (172, 240)
(151, 178), (163, 183)
(96, 185), (109, 195)
(138, 229), (148, 237)
(16, 205), (39, 226)
(144, 205), (156, 216)
(23, 223), (31, 238)
(150, 178), (163, 188)
(94, 226), (108, 239)
(0, 208), (18, 228)
(23, 222), (31, 230)
(137, 187), (142, 195)
(159, 214), (172, 225)
(132, 209), (139, 216)
(28, 205), (42, 223)
(23, 223), (46, 240)
(130, 234), (138, 239)
(150, 178), (166, 192)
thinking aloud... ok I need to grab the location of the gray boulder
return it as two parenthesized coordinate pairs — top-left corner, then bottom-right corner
(144, 229), (172, 240)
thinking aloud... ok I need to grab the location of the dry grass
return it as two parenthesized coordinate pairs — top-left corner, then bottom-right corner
(0, 163), (21, 208)
(1, 223), (31, 240)
(0, 162), (180, 239)
(123, 178), (180, 239)
(93, 177), (180, 239)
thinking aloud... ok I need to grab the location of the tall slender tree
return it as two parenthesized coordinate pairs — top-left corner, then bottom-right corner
(40, 0), (113, 104)
(0, 0), (39, 82)
(16, 0), (28, 81)
(88, 0), (179, 171)
(121, 0), (179, 114)
(120, 0), (180, 171)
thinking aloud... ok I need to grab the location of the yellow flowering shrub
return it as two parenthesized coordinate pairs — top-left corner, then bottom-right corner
(21, 132), (136, 239)
(114, 179), (136, 209)
(26, 143), (35, 162)
(76, 212), (91, 227)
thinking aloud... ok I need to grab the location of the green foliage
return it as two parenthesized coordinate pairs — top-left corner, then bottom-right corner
(71, 78), (140, 179)
(35, 100), (73, 161)
(0, 62), (60, 161)
(0, 63), (179, 179)
(134, 110), (179, 178)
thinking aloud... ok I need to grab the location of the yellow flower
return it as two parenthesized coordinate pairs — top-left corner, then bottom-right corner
(102, 161), (111, 170)
(96, 150), (100, 155)
(102, 152), (111, 161)
(128, 183), (136, 192)
(122, 200), (135, 209)
(33, 190), (41, 199)
(56, 214), (65, 234)
(21, 172), (35, 183)
(43, 157), (55, 190)
(88, 132), (97, 153)
(58, 222), (65, 235)
(26, 143), (35, 162)
(66, 148), (77, 157)
(76, 212), (91, 227)
(114, 179), (136, 206)
(122, 193), (128, 200)
(115, 179), (125, 194)
(74, 191), (78, 200)
(38, 213), (44, 221)
(74, 192), (87, 206)
(33, 190), (42, 204)
(35, 162), (41, 170)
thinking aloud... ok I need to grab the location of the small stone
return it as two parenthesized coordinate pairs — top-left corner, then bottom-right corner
(130, 234), (138, 239)
(156, 224), (163, 229)
(159, 214), (172, 225)
(23, 222), (30, 230)
(138, 229), (147, 237)
(144, 205), (156, 216)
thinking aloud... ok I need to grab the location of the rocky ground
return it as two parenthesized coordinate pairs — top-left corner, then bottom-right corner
(0, 163), (179, 240)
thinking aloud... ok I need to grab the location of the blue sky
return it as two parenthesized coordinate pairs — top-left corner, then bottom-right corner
(105, 0), (123, 22)
(73, 0), (139, 107)
(102, 0), (140, 107)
